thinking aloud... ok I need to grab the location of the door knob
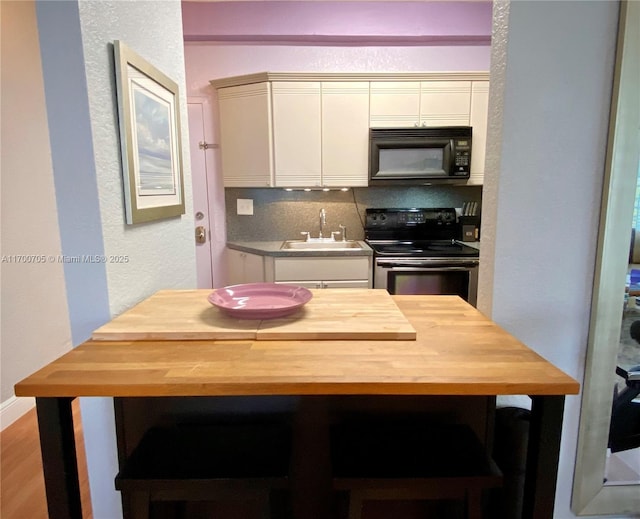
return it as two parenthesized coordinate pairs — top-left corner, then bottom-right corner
(195, 226), (206, 244)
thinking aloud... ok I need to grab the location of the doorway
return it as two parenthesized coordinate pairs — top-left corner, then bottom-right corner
(188, 100), (215, 288)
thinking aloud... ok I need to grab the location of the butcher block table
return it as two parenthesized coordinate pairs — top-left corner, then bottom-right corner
(14, 291), (579, 519)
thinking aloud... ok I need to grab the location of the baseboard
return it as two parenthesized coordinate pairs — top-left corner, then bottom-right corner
(1, 396), (35, 431)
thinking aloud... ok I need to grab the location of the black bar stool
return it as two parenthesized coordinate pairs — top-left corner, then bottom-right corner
(115, 423), (291, 519)
(331, 421), (502, 519)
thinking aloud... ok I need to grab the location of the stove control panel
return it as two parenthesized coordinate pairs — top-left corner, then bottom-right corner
(365, 208), (457, 229)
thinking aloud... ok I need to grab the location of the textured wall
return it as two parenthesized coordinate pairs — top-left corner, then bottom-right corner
(482, 2), (620, 518)
(186, 44), (491, 97)
(75, 2), (196, 515)
(34, 2), (197, 516)
(475, 0), (509, 319)
(182, 1), (493, 43)
(0, 1), (72, 408)
(79, 0), (196, 318)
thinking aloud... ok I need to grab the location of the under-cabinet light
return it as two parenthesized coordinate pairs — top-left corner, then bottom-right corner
(281, 187), (352, 192)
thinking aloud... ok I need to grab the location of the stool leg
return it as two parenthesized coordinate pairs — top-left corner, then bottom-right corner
(130, 491), (150, 519)
(347, 490), (364, 519)
(256, 489), (271, 519)
(466, 489), (482, 519)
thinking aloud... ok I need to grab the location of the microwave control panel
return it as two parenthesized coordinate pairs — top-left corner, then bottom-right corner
(453, 139), (471, 175)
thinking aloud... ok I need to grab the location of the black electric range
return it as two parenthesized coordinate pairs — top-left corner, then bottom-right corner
(364, 208), (480, 258)
(364, 208), (479, 305)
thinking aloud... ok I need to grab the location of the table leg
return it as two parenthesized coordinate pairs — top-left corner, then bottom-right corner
(522, 395), (565, 519)
(291, 396), (332, 519)
(36, 397), (83, 519)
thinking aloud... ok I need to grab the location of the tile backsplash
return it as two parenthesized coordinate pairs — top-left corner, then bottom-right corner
(225, 186), (482, 241)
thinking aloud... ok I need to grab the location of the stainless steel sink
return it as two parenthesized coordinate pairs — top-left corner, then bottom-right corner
(280, 240), (363, 251)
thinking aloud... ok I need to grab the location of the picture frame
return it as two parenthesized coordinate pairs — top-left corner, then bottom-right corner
(113, 40), (185, 224)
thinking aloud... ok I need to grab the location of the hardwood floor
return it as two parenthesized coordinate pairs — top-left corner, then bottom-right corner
(1, 400), (93, 519)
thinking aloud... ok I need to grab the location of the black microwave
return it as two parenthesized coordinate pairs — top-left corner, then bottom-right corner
(369, 126), (472, 185)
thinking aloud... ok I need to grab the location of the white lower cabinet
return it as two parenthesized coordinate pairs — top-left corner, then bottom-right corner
(226, 249), (265, 285)
(267, 256), (372, 289)
(279, 280), (370, 289)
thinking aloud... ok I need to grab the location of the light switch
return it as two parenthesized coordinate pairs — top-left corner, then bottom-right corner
(237, 198), (253, 215)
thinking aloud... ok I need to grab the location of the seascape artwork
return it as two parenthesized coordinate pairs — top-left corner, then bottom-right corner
(133, 87), (176, 195)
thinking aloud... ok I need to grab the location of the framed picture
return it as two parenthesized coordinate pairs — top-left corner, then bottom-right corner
(113, 40), (185, 224)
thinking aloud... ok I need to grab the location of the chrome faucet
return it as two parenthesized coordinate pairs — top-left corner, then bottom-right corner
(319, 208), (327, 238)
(339, 224), (346, 241)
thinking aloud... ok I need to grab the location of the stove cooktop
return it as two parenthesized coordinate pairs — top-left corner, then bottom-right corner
(366, 239), (479, 258)
(364, 208), (478, 258)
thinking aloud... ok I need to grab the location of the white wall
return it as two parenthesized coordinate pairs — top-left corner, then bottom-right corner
(479, 1), (628, 518)
(79, 1), (196, 318)
(32, 1), (197, 516)
(185, 43), (491, 95)
(0, 0), (73, 425)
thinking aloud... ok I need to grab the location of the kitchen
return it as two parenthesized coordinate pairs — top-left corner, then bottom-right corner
(183, 2), (490, 290)
(211, 71), (486, 299)
(2, 1), (632, 519)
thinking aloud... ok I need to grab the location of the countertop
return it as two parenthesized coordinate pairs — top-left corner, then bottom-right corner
(459, 241), (481, 250)
(227, 240), (373, 257)
(15, 293), (579, 398)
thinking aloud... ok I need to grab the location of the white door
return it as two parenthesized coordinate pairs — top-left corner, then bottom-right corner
(188, 102), (214, 288)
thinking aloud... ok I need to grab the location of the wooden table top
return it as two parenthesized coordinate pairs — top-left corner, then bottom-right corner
(91, 289), (416, 341)
(14, 294), (580, 398)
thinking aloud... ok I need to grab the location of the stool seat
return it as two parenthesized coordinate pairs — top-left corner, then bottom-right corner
(115, 423), (291, 519)
(331, 422), (502, 519)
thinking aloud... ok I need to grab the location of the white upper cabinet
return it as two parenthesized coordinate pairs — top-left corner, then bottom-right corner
(469, 81), (490, 185)
(419, 81), (471, 127)
(272, 82), (322, 187)
(272, 81), (369, 187)
(212, 72), (489, 187)
(217, 82), (274, 187)
(321, 82), (370, 187)
(369, 82), (421, 128)
(370, 80), (472, 128)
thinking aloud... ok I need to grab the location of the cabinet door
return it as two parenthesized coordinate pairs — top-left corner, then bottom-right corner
(274, 257), (371, 282)
(468, 81), (490, 185)
(322, 280), (371, 289)
(321, 82), (370, 187)
(218, 83), (273, 187)
(226, 249), (265, 285)
(419, 81), (471, 127)
(276, 280), (323, 289)
(369, 82), (421, 128)
(272, 82), (322, 187)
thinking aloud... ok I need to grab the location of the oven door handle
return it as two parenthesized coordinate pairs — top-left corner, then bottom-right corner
(376, 261), (478, 270)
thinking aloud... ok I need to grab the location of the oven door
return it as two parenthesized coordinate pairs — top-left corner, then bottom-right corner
(374, 258), (478, 306)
